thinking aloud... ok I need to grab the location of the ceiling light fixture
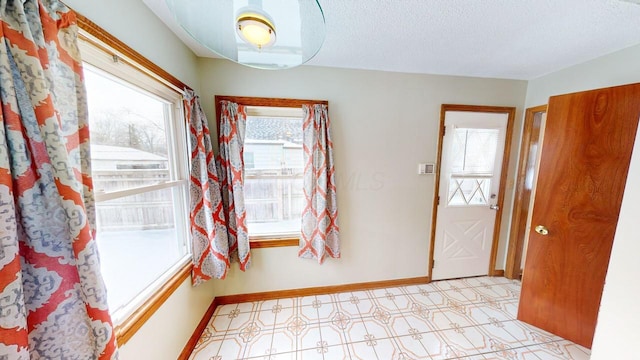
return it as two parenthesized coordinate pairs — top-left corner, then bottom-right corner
(165, 0), (326, 70)
(236, 8), (276, 50)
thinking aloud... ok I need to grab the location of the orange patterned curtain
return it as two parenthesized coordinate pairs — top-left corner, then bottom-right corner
(217, 100), (251, 274)
(0, 1), (118, 358)
(184, 90), (230, 282)
(299, 104), (340, 263)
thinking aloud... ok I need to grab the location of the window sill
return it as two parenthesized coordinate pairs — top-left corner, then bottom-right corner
(250, 237), (299, 248)
(114, 262), (191, 346)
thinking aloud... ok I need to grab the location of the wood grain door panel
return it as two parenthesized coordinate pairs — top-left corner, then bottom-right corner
(518, 83), (640, 348)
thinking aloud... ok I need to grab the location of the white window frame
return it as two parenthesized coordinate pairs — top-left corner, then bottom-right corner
(79, 34), (191, 325)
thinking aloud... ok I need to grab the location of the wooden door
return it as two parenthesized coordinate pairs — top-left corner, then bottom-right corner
(518, 83), (640, 348)
(505, 106), (546, 279)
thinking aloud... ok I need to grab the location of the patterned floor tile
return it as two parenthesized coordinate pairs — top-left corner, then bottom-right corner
(462, 324), (522, 355)
(500, 320), (563, 347)
(501, 300), (520, 319)
(525, 340), (590, 360)
(418, 331), (448, 359)
(361, 316), (395, 340)
(323, 343), (351, 360)
(439, 328), (478, 352)
(214, 303), (239, 317)
(394, 334), (431, 359)
(273, 305), (296, 329)
(317, 300), (338, 323)
(297, 323), (323, 351)
(402, 283), (438, 295)
(482, 346), (541, 360)
(403, 313), (437, 334)
(344, 318), (372, 344)
(476, 323), (523, 349)
(276, 298), (297, 309)
(349, 340), (379, 360)
(371, 286), (405, 298)
(371, 296), (401, 314)
(189, 337), (225, 360)
(299, 305), (319, 324)
(336, 299), (361, 317)
(373, 337), (404, 359)
(418, 290), (450, 308)
(349, 290), (372, 302)
(237, 301), (260, 313)
(432, 278), (472, 292)
(392, 293), (417, 313)
(256, 299), (280, 312)
(190, 277), (591, 360)
(354, 297), (378, 317)
(297, 347), (325, 360)
(299, 295), (317, 307)
(243, 330), (276, 359)
(320, 320), (349, 347)
(468, 303), (513, 325)
(471, 284), (518, 301)
(271, 329), (297, 354)
(254, 309), (278, 329)
(215, 334), (246, 359)
(228, 314), (258, 335)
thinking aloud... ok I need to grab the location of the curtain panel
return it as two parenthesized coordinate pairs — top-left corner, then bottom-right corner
(184, 90), (230, 283)
(217, 100), (251, 272)
(299, 104), (340, 263)
(0, 1), (118, 358)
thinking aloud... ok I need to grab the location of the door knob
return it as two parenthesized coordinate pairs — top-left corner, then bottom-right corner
(489, 204), (499, 210)
(535, 225), (549, 235)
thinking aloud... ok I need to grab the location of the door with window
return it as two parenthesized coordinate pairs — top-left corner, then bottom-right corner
(432, 109), (510, 280)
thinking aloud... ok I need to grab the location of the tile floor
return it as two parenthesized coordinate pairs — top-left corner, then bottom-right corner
(189, 276), (591, 360)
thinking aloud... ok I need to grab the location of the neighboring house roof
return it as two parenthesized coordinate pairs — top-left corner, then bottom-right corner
(245, 139), (302, 148)
(245, 117), (302, 144)
(91, 144), (167, 161)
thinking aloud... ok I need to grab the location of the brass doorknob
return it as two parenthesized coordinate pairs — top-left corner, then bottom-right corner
(535, 225), (549, 235)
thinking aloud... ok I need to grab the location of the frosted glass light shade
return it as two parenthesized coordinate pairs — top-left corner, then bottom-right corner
(165, 0), (325, 70)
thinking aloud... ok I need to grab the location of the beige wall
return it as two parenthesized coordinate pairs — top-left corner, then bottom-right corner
(524, 44), (640, 108)
(64, 1), (213, 359)
(524, 43), (640, 359)
(198, 59), (527, 296)
(65, 0), (200, 89)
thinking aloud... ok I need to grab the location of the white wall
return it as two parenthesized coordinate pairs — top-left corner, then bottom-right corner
(523, 43), (640, 358)
(199, 59), (527, 296)
(64, 1), (213, 359)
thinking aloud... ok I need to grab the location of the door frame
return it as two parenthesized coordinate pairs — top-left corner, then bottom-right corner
(504, 104), (547, 279)
(428, 104), (516, 279)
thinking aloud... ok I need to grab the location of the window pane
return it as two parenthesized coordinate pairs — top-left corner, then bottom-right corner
(85, 66), (171, 193)
(447, 177), (491, 206)
(95, 187), (186, 314)
(244, 116), (304, 236)
(450, 128), (499, 174)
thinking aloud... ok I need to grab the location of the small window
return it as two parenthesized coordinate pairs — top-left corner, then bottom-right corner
(244, 107), (304, 239)
(81, 40), (190, 324)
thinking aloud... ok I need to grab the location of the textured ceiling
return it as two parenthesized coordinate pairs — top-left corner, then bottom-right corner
(142, 0), (640, 80)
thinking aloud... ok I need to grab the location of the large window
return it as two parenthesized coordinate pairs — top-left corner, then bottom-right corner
(80, 38), (190, 324)
(243, 106), (304, 238)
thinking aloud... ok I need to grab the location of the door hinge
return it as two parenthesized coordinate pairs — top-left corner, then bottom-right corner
(432, 260), (435, 269)
(437, 196), (440, 205)
(442, 125), (446, 137)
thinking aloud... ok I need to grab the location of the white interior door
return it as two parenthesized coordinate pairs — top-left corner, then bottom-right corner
(432, 111), (508, 280)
